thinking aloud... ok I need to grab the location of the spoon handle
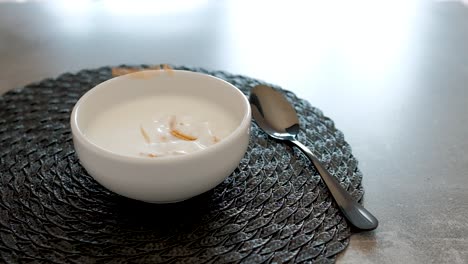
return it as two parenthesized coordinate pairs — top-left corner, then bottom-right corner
(291, 140), (379, 230)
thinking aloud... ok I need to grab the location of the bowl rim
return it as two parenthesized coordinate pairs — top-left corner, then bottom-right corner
(70, 70), (251, 164)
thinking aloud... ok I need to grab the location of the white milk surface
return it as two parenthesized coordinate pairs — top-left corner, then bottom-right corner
(85, 95), (238, 158)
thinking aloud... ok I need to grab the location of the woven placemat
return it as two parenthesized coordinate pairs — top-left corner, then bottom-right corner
(0, 66), (364, 264)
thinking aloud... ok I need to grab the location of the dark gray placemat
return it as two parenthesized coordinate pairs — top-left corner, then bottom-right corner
(0, 66), (364, 264)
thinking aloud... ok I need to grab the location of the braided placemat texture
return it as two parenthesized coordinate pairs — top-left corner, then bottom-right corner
(0, 66), (365, 264)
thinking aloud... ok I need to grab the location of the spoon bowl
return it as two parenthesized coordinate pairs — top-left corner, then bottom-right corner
(250, 85), (378, 231)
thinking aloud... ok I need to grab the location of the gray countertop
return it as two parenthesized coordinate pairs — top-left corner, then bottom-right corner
(1, 1), (467, 263)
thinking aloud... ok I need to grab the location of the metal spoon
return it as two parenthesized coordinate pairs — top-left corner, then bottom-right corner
(250, 85), (378, 231)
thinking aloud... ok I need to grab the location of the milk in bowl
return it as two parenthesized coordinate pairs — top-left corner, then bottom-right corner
(85, 95), (238, 158)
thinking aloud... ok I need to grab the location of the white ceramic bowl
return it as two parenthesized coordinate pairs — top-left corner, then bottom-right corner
(70, 70), (251, 203)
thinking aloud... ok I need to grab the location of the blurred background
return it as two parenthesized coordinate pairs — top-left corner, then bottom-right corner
(0, 0), (443, 96)
(1, 0), (468, 263)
